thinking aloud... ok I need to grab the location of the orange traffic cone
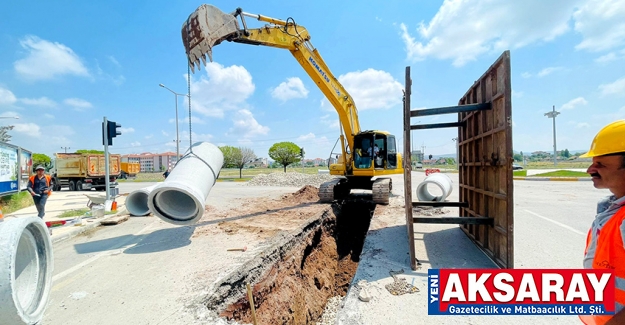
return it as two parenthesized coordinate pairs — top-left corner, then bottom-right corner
(111, 201), (118, 211)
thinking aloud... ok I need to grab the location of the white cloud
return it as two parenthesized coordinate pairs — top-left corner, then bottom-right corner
(270, 77), (309, 102)
(64, 98), (93, 110)
(576, 122), (590, 128)
(229, 109), (269, 138)
(337, 69), (403, 110)
(130, 141), (141, 147)
(145, 134), (153, 139)
(108, 56), (121, 67)
(44, 114), (54, 119)
(19, 96), (57, 107)
(400, 0), (579, 66)
(512, 90), (524, 98)
(573, 0), (625, 52)
(188, 62), (255, 118)
(320, 114), (339, 129)
(0, 111), (20, 119)
(595, 49), (625, 63)
(0, 87), (17, 106)
(521, 72), (532, 78)
(120, 127), (135, 133)
(168, 116), (206, 125)
(12, 123), (41, 137)
(298, 133), (316, 141)
(537, 67), (564, 77)
(599, 77), (625, 96)
(161, 130), (169, 136)
(561, 97), (588, 110)
(14, 36), (89, 80)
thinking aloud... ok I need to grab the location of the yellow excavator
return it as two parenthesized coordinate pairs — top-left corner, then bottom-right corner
(181, 4), (404, 204)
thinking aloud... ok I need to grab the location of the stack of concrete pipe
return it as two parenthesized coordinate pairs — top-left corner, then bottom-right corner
(416, 172), (453, 202)
(148, 142), (223, 225)
(0, 217), (53, 324)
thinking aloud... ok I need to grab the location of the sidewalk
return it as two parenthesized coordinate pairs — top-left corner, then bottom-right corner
(4, 190), (127, 244)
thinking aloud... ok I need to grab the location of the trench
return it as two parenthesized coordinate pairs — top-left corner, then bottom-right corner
(205, 199), (375, 325)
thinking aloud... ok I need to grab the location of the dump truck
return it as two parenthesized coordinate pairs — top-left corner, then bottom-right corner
(48, 153), (121, 191)
(120, 162), (140, 179)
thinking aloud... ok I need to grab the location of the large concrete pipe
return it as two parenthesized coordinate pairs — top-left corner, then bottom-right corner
(416, 173), (453, 202)
(126, 183), (160, 216)
(0, 217), (53, 325)
(148, 142), (223, 225)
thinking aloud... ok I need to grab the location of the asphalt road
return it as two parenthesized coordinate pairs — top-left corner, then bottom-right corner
(41, 177), (610, 324)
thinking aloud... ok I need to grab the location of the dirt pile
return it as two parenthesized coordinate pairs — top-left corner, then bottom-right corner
(246, 172), (336, 188)
(280, 185), (320, 203)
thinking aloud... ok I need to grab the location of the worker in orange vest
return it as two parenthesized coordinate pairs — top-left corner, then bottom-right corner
(579, 120), (625, 325)
(27, 165), (53, 234)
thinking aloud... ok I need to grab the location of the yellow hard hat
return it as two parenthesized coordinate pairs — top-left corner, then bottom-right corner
(580, 120), (625, 158)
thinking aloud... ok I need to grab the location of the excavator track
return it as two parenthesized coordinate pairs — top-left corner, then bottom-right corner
(319, 178), (344, 203)
(372, 178), (391, 205)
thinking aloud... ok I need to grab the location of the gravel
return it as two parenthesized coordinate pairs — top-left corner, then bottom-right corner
(246, 172), (337, 188)
(316, 295), (343, 325)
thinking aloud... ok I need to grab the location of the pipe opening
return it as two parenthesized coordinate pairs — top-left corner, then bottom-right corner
(126, 192), (150, 216)
(153, 189), (199, 222)
(16, 224), (47, 315)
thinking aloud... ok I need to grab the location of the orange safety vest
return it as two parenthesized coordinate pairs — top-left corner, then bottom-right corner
(29, 175), (52, 197)
(579, 206), (625, 325)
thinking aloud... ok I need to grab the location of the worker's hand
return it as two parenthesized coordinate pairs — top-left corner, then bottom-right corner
(30, 191), (36, 196)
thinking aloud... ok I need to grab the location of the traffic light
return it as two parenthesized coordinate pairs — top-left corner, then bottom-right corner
(300, 147), (305, 157)
(103, 120), (122, 145)
(429, 154), (433, 160)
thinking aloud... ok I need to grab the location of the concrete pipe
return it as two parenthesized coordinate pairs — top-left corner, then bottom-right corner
(148, 142), (223, 225)
(126, 183), (160, 216)
(416, 173), (453, 202)
(0, 217), (53, 325)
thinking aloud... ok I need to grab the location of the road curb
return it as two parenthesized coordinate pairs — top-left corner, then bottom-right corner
(50, 212), (126, 245)
(513, 177), (592, 181)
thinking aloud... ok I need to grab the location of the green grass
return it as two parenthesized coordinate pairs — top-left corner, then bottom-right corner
(532, 170), (590, 177)
(513, 170), (527, 177)
(0, 191), (34, 215)
(57, 208), (90, 219)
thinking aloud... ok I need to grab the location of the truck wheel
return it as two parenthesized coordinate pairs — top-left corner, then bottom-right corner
(50, 178), (59, 192)
(69, 180), (76, 191)
(76, 180), (83, 191)
(0, 217), (53, 324)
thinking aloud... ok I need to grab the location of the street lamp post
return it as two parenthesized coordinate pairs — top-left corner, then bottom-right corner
(159, 84), (189, 162)
(544, 105), (560, 167)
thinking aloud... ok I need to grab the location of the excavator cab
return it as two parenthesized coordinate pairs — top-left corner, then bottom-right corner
(353, 131), (399, 171)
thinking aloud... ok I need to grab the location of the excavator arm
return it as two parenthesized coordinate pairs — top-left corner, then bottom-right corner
(182, 4), (360, 153)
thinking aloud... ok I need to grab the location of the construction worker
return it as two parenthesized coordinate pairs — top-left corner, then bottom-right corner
(27, 165), (53, 234)
(579, 120), (625, 325)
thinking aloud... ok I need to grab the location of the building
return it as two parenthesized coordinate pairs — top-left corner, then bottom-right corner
(411, 150), (424, 162)
(122, 152), (179, 172)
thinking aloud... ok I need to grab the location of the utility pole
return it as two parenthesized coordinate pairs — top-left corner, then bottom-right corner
(421, 143), (426, 162)
(544, 105), (560, 167)
(61, 146), (70, 153)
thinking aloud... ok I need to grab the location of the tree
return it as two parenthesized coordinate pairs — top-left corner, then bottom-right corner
(76, 149), (104, 154)
(0, 125), (14, 143)
(268, 142), (301, 172)
(219, 146), (240, 168)
(32, 153), (51, 169)
(513, 153), (523, 162)
(562, 149), (571, 158)
(233, 147), (256, 178)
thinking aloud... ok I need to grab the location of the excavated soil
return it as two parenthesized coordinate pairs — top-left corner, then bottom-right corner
(193, 184), (376, 325)
(193, 185), (326, 240)
(219, 200), (374, 325)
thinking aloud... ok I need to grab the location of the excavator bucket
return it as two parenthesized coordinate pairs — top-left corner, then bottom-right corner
(181, 4), (240, 73)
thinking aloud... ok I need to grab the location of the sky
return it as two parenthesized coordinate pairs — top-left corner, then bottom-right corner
(1, 0), (624, 161)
